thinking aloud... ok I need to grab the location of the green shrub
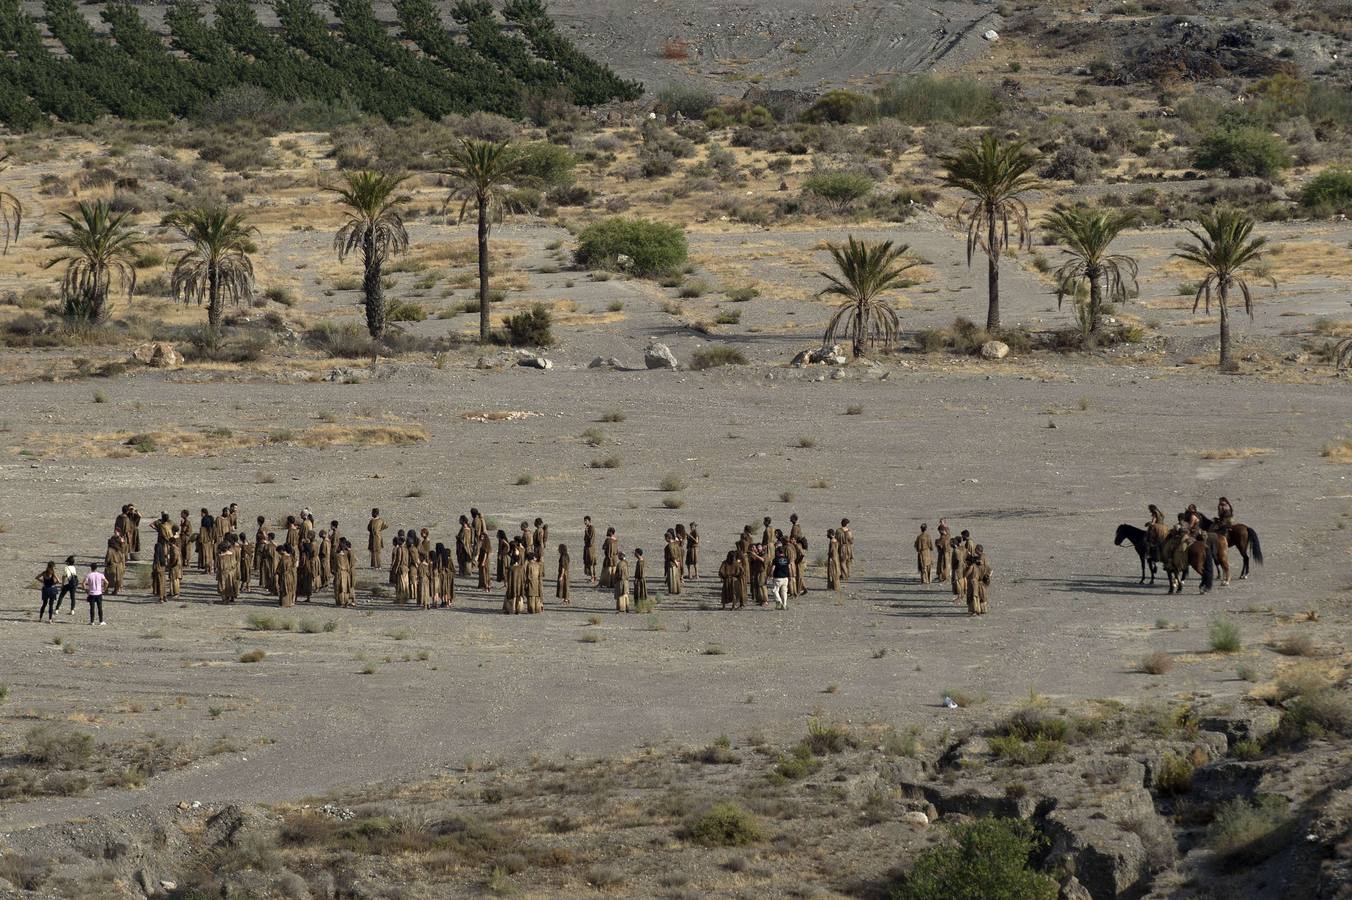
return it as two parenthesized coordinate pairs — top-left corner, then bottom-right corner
(891, 817), (1058, 900)
(803, 90), (877, 124)
(681, 802), (765, 846)
(1206, 795), (1292, 867)
(24, 725), (94, 769)
(386, 300), (426, 322)
(690, 346), (747, 370)
(1193, 127), (1291, 177)
(803, 719), (858, 754)
(1299, 168), (1352, 215)
(575, 217), (688, 277)
(1153, 752), (1193, 796)
(804, 171), (874, 211)
(1275, 687), (1352, 743)
(658, 85), (716, 120)
(514, 141), (576, 188)
(1208, 618), (1241, 653)
(875, 75), (998, 124)
(501, 303), (554, 346)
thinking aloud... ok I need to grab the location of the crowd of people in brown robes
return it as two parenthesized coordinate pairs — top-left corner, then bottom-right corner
(65, 501), (994, 620)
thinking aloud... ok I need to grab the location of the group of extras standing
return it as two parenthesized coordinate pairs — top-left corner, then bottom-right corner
(33, 503), (995, 620)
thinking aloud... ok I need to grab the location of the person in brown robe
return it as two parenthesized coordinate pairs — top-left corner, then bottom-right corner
(750, 544), (768, 605)
(952, 530), (974, 599)
(470, 508), (487, 548)
(151, 536), (171, 603)
(334, 538), (356, 607)
(965, 545), (991, 615)
(317, 530), (332, 590)
(154, 512), (174, 543)
(729, 553), (747, 610)
(664, 532), (682, 595)
(260, 533), (279, 595)
(388, 529), (404, 586)
(760, 518), (774, 583)
(935, 523), (952, 584)
(198, 509), (216, 573)
(783, 536), (801, 599)
(633, 548), (648, 606)
(391, 537), (410, 603)
(368, 509), (386, 569)
(276, 546), (297, 607)
(477, 534), (492, 590)
(600, 528), (618, 589)
(674, 524), (687, 580)
(178, 510), (194, 567)
(792, 537), (808, 596)
(839, 518), (854, 582)
(126, 505), (142, 561)
(582, 517), (597, 584)
(228, 503), (240, 535)
(297, 540), (319, 603)
(238, 532), (253, 592)
(532, 519), (548, 572)
(525, 554), (544, 613)
(442, 544), (457, 607)
(685, 523), (699, 579)
(216, 539), (239, 603)
(415, 551), (431, 610)
(737, 528), (753, 588)
(915, 524), (934, 584)
(826, 530), (841, 591)
(788, 514), (803, 546)
(556, 544), (570, 604)
(283, 516), (301, 556)
(166, 529), (182, 599)
(327, 521), (342, 582)
(114, 506), (134, 560)
(455, 516), (473, 576)
(254, 516), (268, 580)
(613, 552), (631, 612)
(104, 533), (125, 595)
(496, 530), (510, 585)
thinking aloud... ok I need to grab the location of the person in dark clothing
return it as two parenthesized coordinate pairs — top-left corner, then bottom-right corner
(35, 561), (59, 622)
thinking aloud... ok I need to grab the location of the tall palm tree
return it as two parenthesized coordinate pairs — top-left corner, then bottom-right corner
(1042, 207), (1138, 337)
(442, 139), (525, 343)
(167, 205), (259, 328)
(331, 170), (410, 340)
(0, 152), (21, 253)
(940, 133), (1042, 331)
(819, 236), (917, 358)
(1172, 209), (1269, 371)
(42, 200), (144, 324)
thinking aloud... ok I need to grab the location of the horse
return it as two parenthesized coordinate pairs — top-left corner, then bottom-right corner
(1114, 524), (1159, 584)
(1161, 531), (1227, 594)
(1191, 512), (1263, 579)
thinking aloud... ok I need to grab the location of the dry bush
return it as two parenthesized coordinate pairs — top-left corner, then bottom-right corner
(1198, 447), (1272, 460)
(1321, 440), (1352, 463)
(1274, 634), (1317, 657)
(1140, 652), (1174, 675)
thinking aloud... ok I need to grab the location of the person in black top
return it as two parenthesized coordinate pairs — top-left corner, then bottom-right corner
(34, 561), (59, 622)
(770, 542), (792, 609)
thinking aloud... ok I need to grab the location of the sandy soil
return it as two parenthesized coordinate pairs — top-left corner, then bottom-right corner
(1, 351), (1348, 834)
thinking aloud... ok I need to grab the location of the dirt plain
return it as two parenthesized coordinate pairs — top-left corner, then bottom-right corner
(1, 0), (1351, 896)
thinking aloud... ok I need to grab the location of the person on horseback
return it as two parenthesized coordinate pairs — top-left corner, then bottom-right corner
(1216, 497), (1234, 531)
(1147, 504), (1164, 527)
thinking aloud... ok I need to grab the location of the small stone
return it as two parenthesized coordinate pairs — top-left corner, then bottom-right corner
(980, 340), (1009, 360)
(900, 810), (930, 828)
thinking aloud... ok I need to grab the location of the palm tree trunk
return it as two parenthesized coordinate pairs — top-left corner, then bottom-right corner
(207, 263), (222, 328)
(1087, 265), (1101, 334)
(477, 194), (491, 343)
(363, 233), (384, 340)
(986, 213), (1000, 331)
(853, 298), (865, 358)
(1218, 284), (1232, 370)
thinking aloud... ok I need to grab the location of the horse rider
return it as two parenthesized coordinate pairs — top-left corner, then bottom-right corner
(1215, 497), (1234, 531)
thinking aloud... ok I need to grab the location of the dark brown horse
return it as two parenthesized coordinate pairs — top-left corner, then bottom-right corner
(1114, 524), (1159, 584)
(1162, 532), (1223, 594)
(1191, 513), (1263, 578)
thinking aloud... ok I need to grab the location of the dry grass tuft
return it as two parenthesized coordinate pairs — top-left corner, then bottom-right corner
(1321, 440), (1352, 463)
(1198, 448), (1272, 460)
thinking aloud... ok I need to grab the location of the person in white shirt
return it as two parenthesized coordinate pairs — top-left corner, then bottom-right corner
(59, 555), (79, 614)
(82, 563), (108, 626)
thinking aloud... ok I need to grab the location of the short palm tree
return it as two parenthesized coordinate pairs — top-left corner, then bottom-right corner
(0, 152), (21, 253)
(1042, 207), (1138, 338)
(167, 205), (258, 327)
(331, 170), (410, 340)
(1172, 210), (1269, 370)
(940, 133), (1042, 331)
(43, 200), (144, 323)
(819, 236), (917, 358)
(442, 139), (525, 343)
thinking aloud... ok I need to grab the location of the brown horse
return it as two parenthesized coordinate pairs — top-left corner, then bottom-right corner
(1190, 513), (1264, 578)
(1161, 532), (1227, 594)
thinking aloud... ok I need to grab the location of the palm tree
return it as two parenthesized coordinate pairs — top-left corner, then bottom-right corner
(331, 170), (410, 340)
(442, 139), (525, 343)
(0, 152), (21, 253)
(1042, 207), (1138, 338)
(42, 200), (144, 324)
(940, 133), (1042, 331)
(1172, 209), (1269, 371)
(818, 236), (917, 358)
(167, 205), (259, 328)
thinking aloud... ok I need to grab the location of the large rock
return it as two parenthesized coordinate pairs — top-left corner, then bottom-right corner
(1200, 705), (1282, 748)
(203, 804), (279, 850)
(644, 341), (678, 370)
(1044, 808), (1149, 899)
(130, 341), (183, 369)
(791, 344), (848, 367)
(979, 340), (1009, 360)
(515, 351), (553, 370)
